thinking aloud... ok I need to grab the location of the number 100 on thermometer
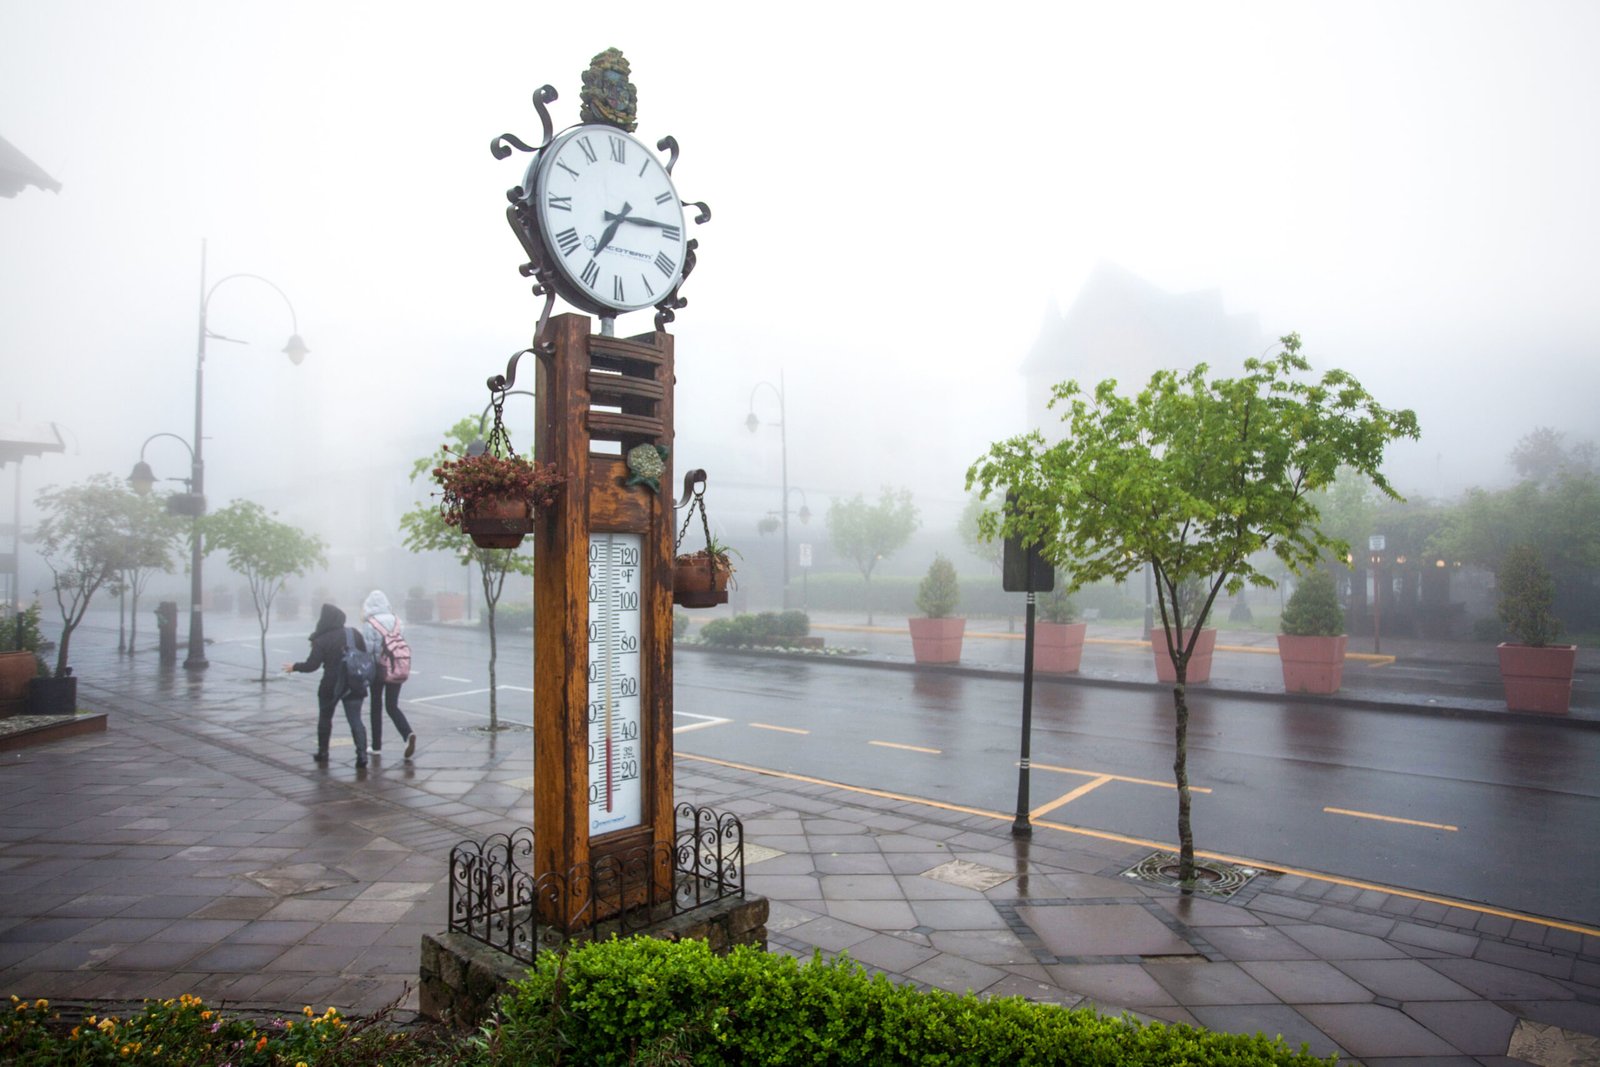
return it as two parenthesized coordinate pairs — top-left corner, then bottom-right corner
(587, 532), (643, 836)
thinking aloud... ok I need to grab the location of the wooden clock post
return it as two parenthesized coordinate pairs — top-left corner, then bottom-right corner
(532, 313), (676, 927)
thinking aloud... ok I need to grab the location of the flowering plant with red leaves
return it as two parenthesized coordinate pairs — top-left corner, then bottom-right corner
(433, 445), (562, 528)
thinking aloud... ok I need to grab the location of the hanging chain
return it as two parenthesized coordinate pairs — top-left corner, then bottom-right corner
(484, 387), (517, 459)
(675, 480), (711, 553)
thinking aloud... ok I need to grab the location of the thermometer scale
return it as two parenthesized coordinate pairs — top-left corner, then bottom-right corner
(586, 531), (644, 836)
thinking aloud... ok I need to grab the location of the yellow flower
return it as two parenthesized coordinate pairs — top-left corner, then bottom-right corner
(70, 1026), (80, 1039)
(297, 1061), (309, 1067)
(13, 1004), (23, 1014)
(32, 999), (45, 1010)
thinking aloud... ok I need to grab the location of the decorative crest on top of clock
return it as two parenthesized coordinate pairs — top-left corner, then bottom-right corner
(579, 48), (638, 132)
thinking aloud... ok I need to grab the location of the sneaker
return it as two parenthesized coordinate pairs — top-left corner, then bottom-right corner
(371, 744), (382, 752)
(312, 752), (330, 765)
(404, 732), (417, 759)
(355, 757), (368, 769)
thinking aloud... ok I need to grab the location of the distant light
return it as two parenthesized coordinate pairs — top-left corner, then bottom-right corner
(282, 334), (310, 365)
(128, 461), (156, 496)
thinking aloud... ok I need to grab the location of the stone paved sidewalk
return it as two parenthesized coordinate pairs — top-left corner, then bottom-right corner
(0, 623), (1596, 1064)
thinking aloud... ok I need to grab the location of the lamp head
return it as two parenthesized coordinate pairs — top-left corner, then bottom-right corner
(282, 334), (310, 366)
(745, 412), (759, 433)
(798, 504), (812, 524)
(466, 438), (488, 458)
(128, 461), (156, 496)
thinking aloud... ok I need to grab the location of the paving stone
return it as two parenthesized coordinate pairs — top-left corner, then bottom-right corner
(1403, 999), (1519, 1056)
(1188, 1004), (1344, 1060)
(1297, 1003), (1461, 1058)
(1144, 960), (1279, 1006)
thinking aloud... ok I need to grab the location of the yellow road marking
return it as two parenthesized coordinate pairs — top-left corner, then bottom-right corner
(750, 722), (809, 735)
(1031, 775), (1113, 819)
(1325, 807), (1458, 832)
(1029, 761), (1212, 793)
(869, 740), (941, 755)
(675, 751), (1599, 939)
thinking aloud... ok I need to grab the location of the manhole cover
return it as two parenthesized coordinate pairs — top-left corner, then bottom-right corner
(1121, 851), (1258, 899)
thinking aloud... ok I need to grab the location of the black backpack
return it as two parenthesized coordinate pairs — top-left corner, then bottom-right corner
(340, 626), (377, 698)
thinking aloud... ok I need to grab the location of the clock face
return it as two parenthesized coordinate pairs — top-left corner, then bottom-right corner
(530, 126), (687, 314)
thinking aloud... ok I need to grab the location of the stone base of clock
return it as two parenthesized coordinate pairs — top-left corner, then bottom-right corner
(418, 893), (769, 1027)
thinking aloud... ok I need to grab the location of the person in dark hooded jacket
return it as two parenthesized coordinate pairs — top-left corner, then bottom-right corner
(282, 603), (369, 767)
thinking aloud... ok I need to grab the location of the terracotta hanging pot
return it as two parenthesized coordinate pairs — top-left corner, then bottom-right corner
(674, 551), (731, 608)
(462, 495), (535, 550)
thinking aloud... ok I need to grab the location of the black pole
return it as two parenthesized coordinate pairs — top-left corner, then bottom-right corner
(1012, 591), (1036, 838)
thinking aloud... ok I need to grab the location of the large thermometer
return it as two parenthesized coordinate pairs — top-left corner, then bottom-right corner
(587, 531), (644, 836)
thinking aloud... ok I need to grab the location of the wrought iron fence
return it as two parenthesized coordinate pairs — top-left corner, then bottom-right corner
(448, 802), (745, 964)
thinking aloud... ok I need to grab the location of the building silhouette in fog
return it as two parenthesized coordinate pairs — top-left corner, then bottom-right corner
(1022, 262), (1262, 434)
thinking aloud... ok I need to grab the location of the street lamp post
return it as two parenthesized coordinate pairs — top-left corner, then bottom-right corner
(746, 372), (790, 607)
(179, 240), (309, 670)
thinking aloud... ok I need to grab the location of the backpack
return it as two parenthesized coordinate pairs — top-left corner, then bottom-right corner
(369, 616), (412, 683)
(339, 626), (377, 698)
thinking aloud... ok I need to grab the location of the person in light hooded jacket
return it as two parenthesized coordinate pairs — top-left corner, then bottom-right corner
(362, 589), (416, 759)
(282, 602), (369, 768)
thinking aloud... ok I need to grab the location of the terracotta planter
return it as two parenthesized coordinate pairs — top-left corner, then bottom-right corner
(0, 651), (36, 718)
(1277, 634), (1348, 694)
(461, 495), (534, 549)
(26, 674), (76, 716)
(1497, 643), (1577, 714)
(674, 552), (731, 609)
(435, 592), (466, 623)
(1034, 621), (1088, 674)
(909, 617), (965, 664)
(1151, 627), (1216, 684)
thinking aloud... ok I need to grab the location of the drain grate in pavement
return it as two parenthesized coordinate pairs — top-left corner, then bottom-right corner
(1121, 851), (1258, 899)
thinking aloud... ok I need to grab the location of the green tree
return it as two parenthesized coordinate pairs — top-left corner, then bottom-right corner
(201, 500), (328, 682)
(118, 490), (187, 654)
(825, 486), (919, 625)
(958, 494), (1004, 574)
(32, 475), (137, 677)
(1437, 432), (1600, 631)
(402, 416), (535, 731)
(968, 335), (1418, 882)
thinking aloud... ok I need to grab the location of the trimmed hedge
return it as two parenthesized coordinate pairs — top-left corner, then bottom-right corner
(700, 611), (810, 647)
(487, 937), (1335, 1066)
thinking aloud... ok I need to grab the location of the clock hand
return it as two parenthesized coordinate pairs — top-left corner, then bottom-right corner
(592, 201), (632, 257)
(604, 212), (675, 230)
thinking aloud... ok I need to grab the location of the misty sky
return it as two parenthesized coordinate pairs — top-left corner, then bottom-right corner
(4, 1), (1599, 572)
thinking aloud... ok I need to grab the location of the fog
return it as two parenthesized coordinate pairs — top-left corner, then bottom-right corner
(4, 1), (1598, 605)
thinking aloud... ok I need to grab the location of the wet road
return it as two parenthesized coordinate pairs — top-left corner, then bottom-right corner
(667, 652), (1600, 930)
(208, 620), (1600, 928)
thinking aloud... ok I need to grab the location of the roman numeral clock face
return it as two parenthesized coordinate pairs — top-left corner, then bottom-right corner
(530, 126), (688, 314)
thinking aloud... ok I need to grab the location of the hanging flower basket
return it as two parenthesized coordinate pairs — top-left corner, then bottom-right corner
(433, 447), (562, 550)
(673, 468), (737, 609)
(674, 550), (732, 608)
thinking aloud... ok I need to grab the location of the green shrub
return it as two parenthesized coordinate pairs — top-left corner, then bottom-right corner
(1279, 569), (1344, 637)
(0, 602), (42, 654)
(1497, 543), (1562, 646)
(916, 555), (961, 618)
(1038, 574), (1077, 624)
(490, 937), (1336, 1066)
(700, 611), (812, 647)
(486, 602), (534, 632)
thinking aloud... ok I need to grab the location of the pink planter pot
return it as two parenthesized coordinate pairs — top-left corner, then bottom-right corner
(909, 617), (965, 664)
(1497, 643), (1576, 714)
(1277, 634), (1348, 694)
(1151, 627), (1216, 684)
(1034, 621), (1088, 674)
